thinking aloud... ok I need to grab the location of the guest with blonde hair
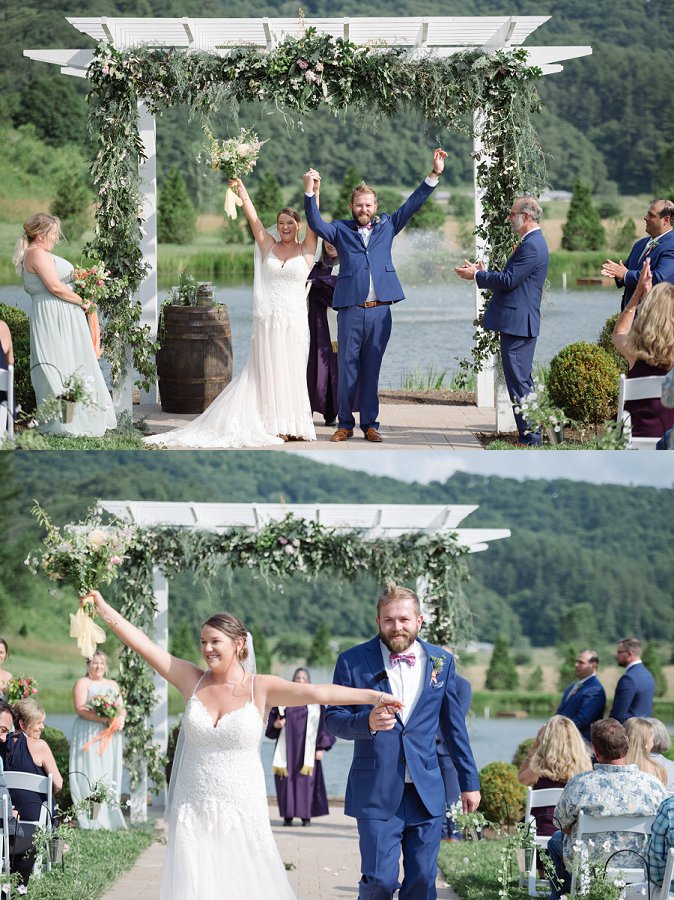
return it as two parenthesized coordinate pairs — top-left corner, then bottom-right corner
(647, 718), (674, 791)
(625, 717), (668, 786)
(14, 212), (115, 436)
(519, 715), (592, 836)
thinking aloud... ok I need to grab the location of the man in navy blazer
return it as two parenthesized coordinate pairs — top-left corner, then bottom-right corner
(556, 649), (606, 742)
(610, 637), (655, 722)
(455, 196), (549, 445)
(602, 199), (674, 310)
(325, 584), (480, 899)
(303, 150), (446, 444)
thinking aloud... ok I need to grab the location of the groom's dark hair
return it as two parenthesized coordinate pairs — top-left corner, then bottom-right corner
(351, 182), (377, 203)
(376, 583), (420, 616)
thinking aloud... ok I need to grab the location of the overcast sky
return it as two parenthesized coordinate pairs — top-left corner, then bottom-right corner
(292, 451), (674, 488)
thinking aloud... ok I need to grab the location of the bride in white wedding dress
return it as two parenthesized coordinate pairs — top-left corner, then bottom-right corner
(145, 177), (318, 449)
(83, 590), (402, 900)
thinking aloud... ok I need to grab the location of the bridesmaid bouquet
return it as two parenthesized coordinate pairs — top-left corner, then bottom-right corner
(71, 263), (112, 359)
(200, 127), (267, 219)
(6, 674), (39, 703)
(26, 503), (137, 658)
(84, 691), (125, 755)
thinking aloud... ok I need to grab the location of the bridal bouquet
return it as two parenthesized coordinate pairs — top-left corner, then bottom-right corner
(6, 674), (39, 703)
(71, 263), (112, 358)
(201, 127), (267, 219)
(26, 503), (137, 657)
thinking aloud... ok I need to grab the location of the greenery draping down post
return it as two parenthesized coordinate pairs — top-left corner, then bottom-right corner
(84, 30), (546, 388)
(101, 514), (471, 792)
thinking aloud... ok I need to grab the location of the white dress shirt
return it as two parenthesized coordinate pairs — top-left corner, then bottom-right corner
(379, 639), (426, 783)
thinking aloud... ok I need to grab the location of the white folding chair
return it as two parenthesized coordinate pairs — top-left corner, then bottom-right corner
(657, 846), (674, 899)
(617, 373), (665, 450)
(570, 811), (656, 895)
(0, 791), (11, 895)
(518, 786), (565, 896)
(0, 365), (14, 440)
(4, 772), (53, 875)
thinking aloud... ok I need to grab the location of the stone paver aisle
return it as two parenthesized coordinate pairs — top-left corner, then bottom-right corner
(102, 803), (460, 899)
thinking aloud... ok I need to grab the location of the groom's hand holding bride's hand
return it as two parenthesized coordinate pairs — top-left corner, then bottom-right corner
(368, 692), (402, 732)
(303, 169), (321, 194)
(431, 148), (448, 177)
(454, 259), (485, 281)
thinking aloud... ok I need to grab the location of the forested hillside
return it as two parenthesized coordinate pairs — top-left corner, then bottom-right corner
(1, 0), (671, 200)
(1, 454), (672, 648)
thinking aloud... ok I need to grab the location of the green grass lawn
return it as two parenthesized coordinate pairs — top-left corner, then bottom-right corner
(439, 837), (530, 900)
(25, 823), (157, 899)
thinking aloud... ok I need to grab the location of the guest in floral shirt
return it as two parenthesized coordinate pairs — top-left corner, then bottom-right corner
(546, 718), (669, 900)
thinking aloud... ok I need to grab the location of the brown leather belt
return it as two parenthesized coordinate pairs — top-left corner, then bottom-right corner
(358, 300), (392, 308)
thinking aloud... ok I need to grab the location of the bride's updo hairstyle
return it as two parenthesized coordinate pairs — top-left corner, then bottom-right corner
(203, 613), (249, 661)
(13, 213), (62, 273)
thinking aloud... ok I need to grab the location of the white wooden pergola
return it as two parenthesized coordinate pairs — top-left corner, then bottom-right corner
(27, 17), (591, 423)
(98, 499), (509, 816)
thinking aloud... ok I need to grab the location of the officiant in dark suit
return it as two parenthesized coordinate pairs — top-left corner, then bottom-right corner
(303, 149), (446, 444)
(556, 649), (606, 742)
(455, 195), (549, 445)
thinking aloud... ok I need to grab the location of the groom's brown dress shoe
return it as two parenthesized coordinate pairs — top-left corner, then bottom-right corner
(364, 428), (383, 443)
(331, 428), (354, 442)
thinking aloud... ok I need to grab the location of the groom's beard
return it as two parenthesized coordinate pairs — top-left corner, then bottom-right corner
(352, 212), (372, 226)
(379, 627), (419, 654)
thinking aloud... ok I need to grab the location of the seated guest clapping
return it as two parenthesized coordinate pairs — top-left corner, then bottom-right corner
(612, 261), (674, 438)
(545, 718), (668, 900)
(518, 716), (592, 837)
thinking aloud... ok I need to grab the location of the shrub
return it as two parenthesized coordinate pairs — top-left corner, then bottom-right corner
(43, 724), (72, 810)
(597, 314), (628, 375)
(562, 181), (605, 251)
(547, 342), (620, 424)
(526, 665), (544, 692)
(478, 761), (526, 825)
(51, 170), (91, 242)
(158, 166), (197, 244)
(512, 737), (535, 769)
(485, 636), (519, 690)
(0, 303), (35, 413)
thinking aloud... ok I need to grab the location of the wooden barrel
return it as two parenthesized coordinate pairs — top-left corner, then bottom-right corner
(156, 305), (233, 414)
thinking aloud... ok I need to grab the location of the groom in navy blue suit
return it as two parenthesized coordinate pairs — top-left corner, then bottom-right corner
(325, 584), (480, 899)
(602, 198), (674, 309)
(304, 150), (446, 443)
(455, 196), (549, 445)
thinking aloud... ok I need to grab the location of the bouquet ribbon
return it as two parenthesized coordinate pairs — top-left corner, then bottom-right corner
(224, 187), (243, 220)
(69, 607), (106, 659)
(88, 308), (102, 359)
(82, 715), (121, 756)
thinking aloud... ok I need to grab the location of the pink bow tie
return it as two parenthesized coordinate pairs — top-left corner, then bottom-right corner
(390, 652), (416, 667)
(359, 222), (374, 231)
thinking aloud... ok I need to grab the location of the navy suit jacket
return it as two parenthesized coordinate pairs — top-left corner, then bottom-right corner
(304, 180), (435, 309)
(609, 662), (656, 723)
(556, 674), (606, 742)
(325, 637), (479, 820)
(477, 228), (549, 338)
(437, 672), (472, 755)
(618, 229), (674, 309)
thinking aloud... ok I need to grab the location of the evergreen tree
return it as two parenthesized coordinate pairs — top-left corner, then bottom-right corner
(485, 635), (519, 690)
(407, 195), (446, 232)
(333, 165), (364, 219)
(561, 182), (606, 251)
(557, 644), (577, 691)
(158, 166), (197, 244)
(611, 218), (638, 254)
(526, 665), (544, 692)
(307, 622), (333, 667)
(170, 619), (197, 661)
(253, 172), (284, 227)
(249, 625), (272, 674)
(50, 171), (91, 242)
(642, 642), (667, 697)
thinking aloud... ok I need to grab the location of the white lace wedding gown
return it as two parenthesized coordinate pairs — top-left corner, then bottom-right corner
(161, 676), (297, 899)
(145, 247), (316, 448)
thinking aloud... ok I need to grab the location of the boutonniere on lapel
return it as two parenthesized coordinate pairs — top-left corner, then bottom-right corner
(371, 216), (381, 226)
(512, 241), (521, 254)
(429, 655), (445, 686)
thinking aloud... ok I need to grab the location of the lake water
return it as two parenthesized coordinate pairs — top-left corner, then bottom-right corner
(0, 279), (619, 389)
(48, 712), (545, 797)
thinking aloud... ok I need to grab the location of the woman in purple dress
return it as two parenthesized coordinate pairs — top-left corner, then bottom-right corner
(306, 243), (340, 426)
(266, 668), (335, 826)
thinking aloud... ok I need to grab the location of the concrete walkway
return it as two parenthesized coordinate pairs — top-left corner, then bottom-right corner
(135, 402), (495, 450)
(102, 803), (460, 899)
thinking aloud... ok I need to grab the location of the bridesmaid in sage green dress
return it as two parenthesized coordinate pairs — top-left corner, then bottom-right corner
(14, 213), (116, 436)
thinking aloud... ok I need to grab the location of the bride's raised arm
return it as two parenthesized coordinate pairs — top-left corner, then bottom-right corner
(301, 170), (319, 259)
(82, 590), (202, 699)
(255, 673), (403, 712)
(230, 177), (275, 255)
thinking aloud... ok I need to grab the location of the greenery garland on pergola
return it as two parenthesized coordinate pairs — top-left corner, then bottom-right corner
(83, 28), (546, 387)
(106, 513), (471, 790)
